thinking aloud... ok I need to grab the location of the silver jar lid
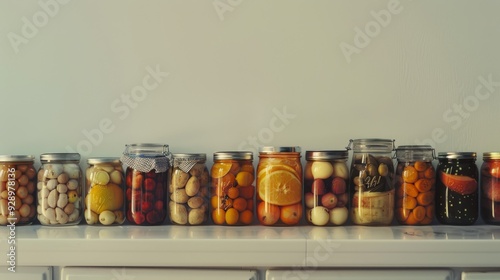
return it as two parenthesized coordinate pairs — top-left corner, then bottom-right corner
(40, 153), (81, 162)
(87, 157), (121, 164)
(306, 150), (348, 161)
(0, 155), (35, 162)
(172, 153), (206, 160)
(259, 146), (301, 153)
(438, 152), (476, 160)
(483, 152), (500, 160)
(213, 151), (253, 160)
(395, 145), (435, 161)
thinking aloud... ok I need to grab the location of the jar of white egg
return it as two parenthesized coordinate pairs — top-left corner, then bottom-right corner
(37, 153), (83, 226)
(84, 158), (125, 225)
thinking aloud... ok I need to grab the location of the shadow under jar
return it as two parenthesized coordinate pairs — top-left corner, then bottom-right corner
(348, 139), (395, 226)
(121, 143), (171, 226)
(480, 152), (500, 225)
(435, 152), (478, 225)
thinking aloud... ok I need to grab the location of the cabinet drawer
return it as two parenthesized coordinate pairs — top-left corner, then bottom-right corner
(0, 266), (51, 280)
(61, 267), (258, 280)
(266, 269), (452, 280)
(462, 272), (500, 280)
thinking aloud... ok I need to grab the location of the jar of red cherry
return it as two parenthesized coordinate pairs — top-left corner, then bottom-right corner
(121, 143), (171, 225)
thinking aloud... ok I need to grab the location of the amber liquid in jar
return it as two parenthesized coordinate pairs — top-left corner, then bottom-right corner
(435, 152), (478, 225)
(394, 145), (435, 225)
(211, 151), (254, 226)
(480, 153), (500, 225)
(257, 147), (302, 226)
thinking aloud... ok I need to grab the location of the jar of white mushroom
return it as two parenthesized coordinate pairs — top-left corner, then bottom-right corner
(0, 155), (37, 226)
(37, 153), (83, 225)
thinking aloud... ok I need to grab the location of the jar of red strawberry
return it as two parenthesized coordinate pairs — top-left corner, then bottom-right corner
(121, 143), (171, 225)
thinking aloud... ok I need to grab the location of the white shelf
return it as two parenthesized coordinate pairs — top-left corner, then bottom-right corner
(2, 225), (499, 268)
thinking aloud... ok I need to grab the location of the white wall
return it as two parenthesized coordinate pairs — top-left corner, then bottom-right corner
(1, 0), (499, 166)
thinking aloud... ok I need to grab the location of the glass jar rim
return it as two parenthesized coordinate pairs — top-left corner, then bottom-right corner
(349, 139), (394, 152)
(172, 153), (206, 160)
(306, 150), (348, 160)
(213, 151), (253, 160)
(124, 143), (169, 157)
(395, 145), (435, 161)
(87, 157), (121, 164)
(0, 155), (35, 162)
(40, 153), (80, 162)
(259, 146), (301, 153)
(438, 152), (476, 160)
(483, 152), (500, 160)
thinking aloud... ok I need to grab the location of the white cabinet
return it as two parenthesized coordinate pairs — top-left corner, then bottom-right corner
(60, 267), (258, 280)
(266, 269), (453, 280)
(462, 272), (500, 280)
(0, 266), (51, 280)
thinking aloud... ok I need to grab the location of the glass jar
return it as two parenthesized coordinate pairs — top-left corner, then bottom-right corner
(37, 153), (83, 226)
(211, 151), (254, 226)
(169, 153), (209, 225)
(394, 145), (436, 225)
(84, 158), (125, 225)
(0, 155), (37, 226)
(435, 152), (478, 225)
(480, 152), (500, 225)
(257, 147), (302, 226)
(121, 143), (170, 225)
(348, 139), (395, 226)
(304, 150), (349, 226)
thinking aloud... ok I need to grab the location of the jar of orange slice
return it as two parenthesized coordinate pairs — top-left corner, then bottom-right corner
(257, 146), (302, 226)
(394, 145), (436, 225)
(211, 151), (255, 225)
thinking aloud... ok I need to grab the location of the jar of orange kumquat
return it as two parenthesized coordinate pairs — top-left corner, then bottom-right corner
(394, 145), (435, 225)
(211, 151), (255, 225)
(256, 146), (302, 226)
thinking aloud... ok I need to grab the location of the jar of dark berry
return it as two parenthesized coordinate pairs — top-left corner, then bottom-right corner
(121, 143), (171, 225)
(481, 152), (500, 225)
(435, 152), (478, 225)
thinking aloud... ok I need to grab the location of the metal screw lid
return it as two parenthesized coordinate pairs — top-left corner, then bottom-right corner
(437, 152), (477, 160)
(306, 150), (348, 161)
(213, 151), (253, 160)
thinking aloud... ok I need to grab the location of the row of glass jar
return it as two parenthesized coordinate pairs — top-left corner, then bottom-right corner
(0, 140), (498, 226)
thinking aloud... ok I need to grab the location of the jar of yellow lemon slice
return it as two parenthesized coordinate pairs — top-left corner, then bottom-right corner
(84, 158), (125, 225)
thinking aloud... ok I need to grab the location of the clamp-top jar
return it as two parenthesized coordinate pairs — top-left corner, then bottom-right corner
(0, 155), (37, 225)
(435, 152), (478, 225)
(394, 145), (436, 225)
(37, 153), (83, 225)
(257, 146), (302, 226)
(348, 139), (395, 226)
(211, 151), (254, 225)
(480, 152), (500, 225)
(121, 143), (170, 225)
(84, 157), (125, 225)
(304, 150), (349, 226)
(169, 153), (209, 225)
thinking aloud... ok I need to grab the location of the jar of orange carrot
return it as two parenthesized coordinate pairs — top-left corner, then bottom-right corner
(394, 145), (435, 225)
